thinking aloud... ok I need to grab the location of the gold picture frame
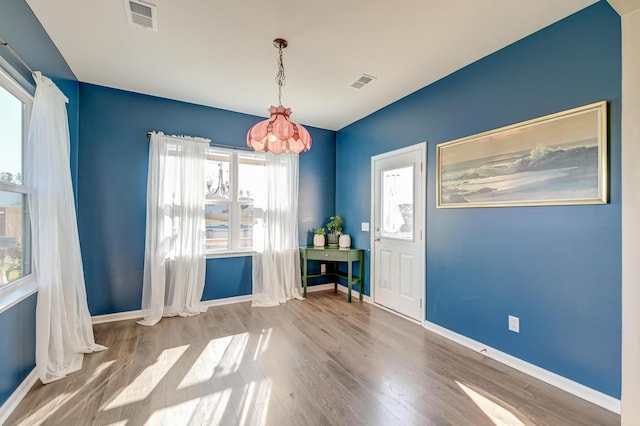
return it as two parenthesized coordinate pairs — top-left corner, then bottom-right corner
(436, 101), (607, 208)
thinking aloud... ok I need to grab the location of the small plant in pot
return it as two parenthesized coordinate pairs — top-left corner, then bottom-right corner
(313, 228), (326, 247)
(326, 216), (343, 247)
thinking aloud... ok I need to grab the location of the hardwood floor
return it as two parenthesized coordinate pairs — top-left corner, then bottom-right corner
(6, 290), (619, 425)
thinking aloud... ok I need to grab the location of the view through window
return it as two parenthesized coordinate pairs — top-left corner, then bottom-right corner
(205, 148), (265, 253)
(0, 69), (32, 288)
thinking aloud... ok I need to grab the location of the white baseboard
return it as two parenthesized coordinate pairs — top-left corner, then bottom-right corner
(92, 309), (144, 324)
(423, 321), (621, 414)
(372, 301), (421, 324)
(201, 294), (252, 308)
(306, 283), (336, 292)
(92, 285), (371, 326)
(91, 294), (254, 325)
(0, 368), (38, 425)
(307, 282), (372, 303)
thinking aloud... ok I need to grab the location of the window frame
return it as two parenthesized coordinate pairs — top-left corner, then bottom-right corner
(205, 146), (265, 258)
(0, 66), (36, 314)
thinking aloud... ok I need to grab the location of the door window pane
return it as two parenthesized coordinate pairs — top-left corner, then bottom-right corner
(0, 85), (23, 184)
(382, 166), (414, 240)
(205, 204), (229, 250)
(0, 191), (28, 285)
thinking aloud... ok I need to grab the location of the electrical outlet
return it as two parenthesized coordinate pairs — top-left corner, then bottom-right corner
(508, 315), (520, 333)
(320, 263), (326, 274)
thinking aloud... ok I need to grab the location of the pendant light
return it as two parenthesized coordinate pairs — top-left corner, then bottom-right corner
(247, 39), (312, 154)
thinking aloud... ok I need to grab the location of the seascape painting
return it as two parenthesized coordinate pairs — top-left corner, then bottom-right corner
(436, 101), (607, 208)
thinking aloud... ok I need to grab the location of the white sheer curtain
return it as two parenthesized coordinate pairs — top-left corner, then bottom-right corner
(252, 152), (303, 307)
(138, 132), (209, 326)
(26, 72), (106, 384)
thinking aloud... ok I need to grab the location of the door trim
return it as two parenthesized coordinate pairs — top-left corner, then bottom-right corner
(370, 142), (427, 322)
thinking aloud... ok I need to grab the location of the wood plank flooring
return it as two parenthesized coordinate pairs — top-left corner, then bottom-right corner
(6, 290), (620, 425)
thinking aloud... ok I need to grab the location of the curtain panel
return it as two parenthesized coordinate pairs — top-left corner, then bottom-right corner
(27, 72), (106, 384)
(139, 132), (209, 326)
(252, 152), (303, 307)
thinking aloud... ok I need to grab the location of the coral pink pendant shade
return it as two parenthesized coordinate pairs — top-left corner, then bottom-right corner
(247, 105), (312, 154)
(247, 39), (312, 154)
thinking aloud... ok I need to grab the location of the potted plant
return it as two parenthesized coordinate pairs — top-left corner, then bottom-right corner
(313, 228), (326, 247)
(326, 215), (343, 247)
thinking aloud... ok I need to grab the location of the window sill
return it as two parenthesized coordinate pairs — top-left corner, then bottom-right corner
(0, 276), (37, 315)
(206, 250), (257, 259)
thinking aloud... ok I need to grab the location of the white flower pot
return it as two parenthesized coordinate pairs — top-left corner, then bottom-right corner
(313, 234), (325, 247)
(339, 234), (351, 248)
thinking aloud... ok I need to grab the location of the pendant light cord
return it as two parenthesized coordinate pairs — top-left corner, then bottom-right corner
(275, 43), (286, 106)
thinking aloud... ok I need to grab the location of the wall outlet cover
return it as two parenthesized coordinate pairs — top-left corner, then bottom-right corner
(508, 315), (520, 333)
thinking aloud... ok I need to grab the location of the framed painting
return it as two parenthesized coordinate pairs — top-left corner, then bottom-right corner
(436, 101), (607, 208)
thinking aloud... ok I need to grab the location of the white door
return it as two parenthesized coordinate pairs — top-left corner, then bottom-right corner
(372, 143), (425, 321)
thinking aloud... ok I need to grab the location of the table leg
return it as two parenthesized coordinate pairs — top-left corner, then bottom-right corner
(302, 250), (308, 298)
(347, 259), (353, 303)
(359, 251), (364, 301)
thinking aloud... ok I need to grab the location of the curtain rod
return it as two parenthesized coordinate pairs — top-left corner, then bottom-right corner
(146, 132), (254, 152)
(0, 36), (34, 75)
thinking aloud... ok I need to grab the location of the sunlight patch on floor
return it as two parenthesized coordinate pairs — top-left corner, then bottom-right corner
(178, 335), (234, 389)
(148, 397), (202, 425)
(207, 388), (233, 424)
(145, 379), (274, 425)
(105, 345), (188, 409)
(237, 380), (257, 424)
(254, 328), (273, 361)
(177, 332), (249, 390)
(457, 381), (525, 426)
(21, 360), (115, 425)
(236, 379), (274, 425)
(212, 332), (250, 378)
(226, 332), (250, 371)
(256, 381), (273, 420)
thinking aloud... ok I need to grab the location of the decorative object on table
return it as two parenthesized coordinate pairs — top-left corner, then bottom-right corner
(339, 234), (351, 248)
(326, 215), (343, 247)
(436, 101), (607, 208)
(313, 228), (326, 247)
(246, 38), (312, 154)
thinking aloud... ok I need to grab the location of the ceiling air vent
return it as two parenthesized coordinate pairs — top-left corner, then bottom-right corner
(125, 0), (157, 31)
(350, 73), (377, 89)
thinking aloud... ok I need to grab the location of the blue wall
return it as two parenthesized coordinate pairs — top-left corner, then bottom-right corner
(336, 1), (621, 398)
(77, 83), (336, 315)
(0, 295), (36, 406)
(0, 0), (79, 408)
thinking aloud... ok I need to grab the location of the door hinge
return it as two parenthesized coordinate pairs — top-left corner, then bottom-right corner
(421, 162), (423, 172)
(420, 298), (422, 308)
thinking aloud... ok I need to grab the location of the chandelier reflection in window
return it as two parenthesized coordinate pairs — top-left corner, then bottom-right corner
(206, 160), (230, 200)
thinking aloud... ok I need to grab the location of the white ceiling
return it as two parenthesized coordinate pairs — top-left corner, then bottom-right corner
(26, 0), (598, 131)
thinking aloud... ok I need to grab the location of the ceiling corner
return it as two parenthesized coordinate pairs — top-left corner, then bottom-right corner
(606, 0), (640, 15)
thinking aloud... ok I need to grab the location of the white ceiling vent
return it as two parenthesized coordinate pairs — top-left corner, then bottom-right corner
(350, 74), (377, 89)
(125, 0), (157, 31)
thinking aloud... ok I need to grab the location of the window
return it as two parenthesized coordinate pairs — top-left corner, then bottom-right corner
(0, 67), (32, 290)
(205, 148), (265, 255)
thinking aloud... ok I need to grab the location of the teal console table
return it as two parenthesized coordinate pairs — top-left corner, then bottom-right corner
(300, 247), (364, 302)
